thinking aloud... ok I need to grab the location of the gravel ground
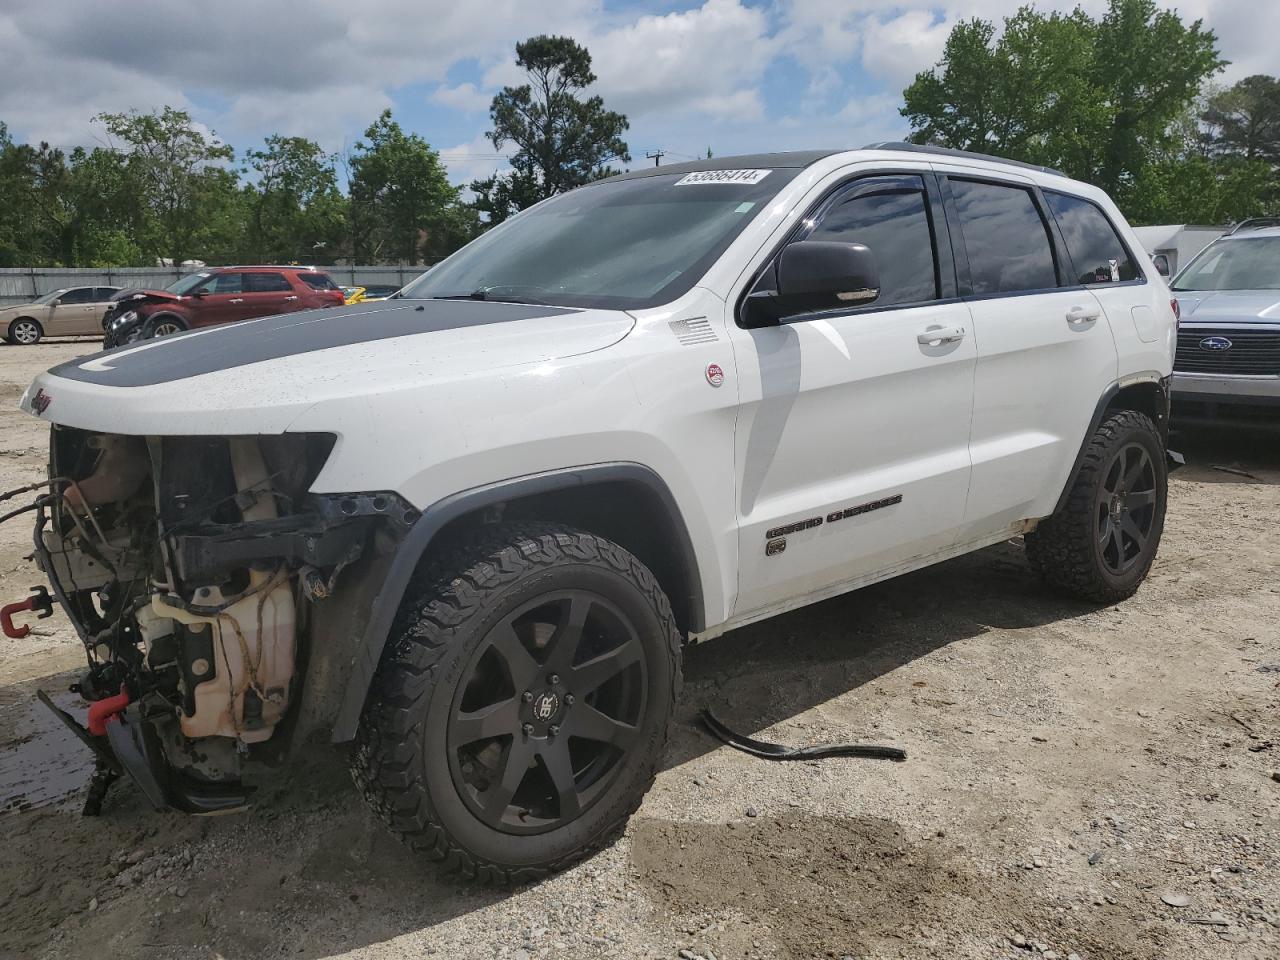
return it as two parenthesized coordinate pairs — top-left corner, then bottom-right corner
(0, 340), (1277, 960)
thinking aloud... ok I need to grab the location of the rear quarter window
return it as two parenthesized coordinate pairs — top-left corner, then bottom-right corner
(1045, 191), (1139, 284)
(297, 272), (339, 291)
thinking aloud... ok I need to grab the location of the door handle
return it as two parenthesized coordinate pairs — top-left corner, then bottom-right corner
(283, 295), (298, 301)
(1066, 305), (1100, 324)
(228, 298), (244, 304)
(917, 324), (967, 346)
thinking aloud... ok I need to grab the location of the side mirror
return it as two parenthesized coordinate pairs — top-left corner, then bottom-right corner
(193, 290), (208, 298)
(743, 240), (881, 326)
(1152, 254), (1170, 278)
(52, 298), (64, 306)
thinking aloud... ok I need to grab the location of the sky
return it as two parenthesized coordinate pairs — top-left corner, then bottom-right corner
(0, 0), (1275, 189)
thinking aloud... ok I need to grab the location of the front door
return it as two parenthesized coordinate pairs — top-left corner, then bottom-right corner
(728, 173), (976, 616)
(189, 272), (250, 328)
(44, 287), (102, 336)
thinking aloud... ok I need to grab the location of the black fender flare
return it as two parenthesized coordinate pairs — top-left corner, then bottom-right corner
(1050, 375), (1171, 517)
(328, 462), (704, 743)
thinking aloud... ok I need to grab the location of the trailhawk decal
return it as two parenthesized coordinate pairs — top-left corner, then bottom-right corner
(674, 169), (771, 186)
(764, 494), (903, 553)
(47, 299), (578, 388)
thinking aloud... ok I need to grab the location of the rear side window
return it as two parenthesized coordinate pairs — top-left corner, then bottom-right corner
(244, 272), (291, 293)
(807, 175), (938, 306)
(1045, 192), (1138, 283)
(950, 179), (1058, 295)
(93, 287), (119, 300)
(297, 272), (339, 291)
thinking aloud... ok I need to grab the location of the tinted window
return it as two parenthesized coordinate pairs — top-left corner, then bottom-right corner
(298, 272), (339, 291)
(950, 179), (1058, 295)
(197, 273), (244, 294)
(1045, 192), (1138, 283)
(93, 287), (120, 300)
(244, 272), (291, 293)
(808, 177), (938, 306)
(58, 287), (96, 304)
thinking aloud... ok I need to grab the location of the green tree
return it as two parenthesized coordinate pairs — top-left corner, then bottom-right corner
(95, 106), (240, 264)
(349, 109), (466, 262)
(902, 0), (1222, 196)
(245, 135), (347, 263)
(1201, 75), (1280, 163)
(471, 35), (629, 224)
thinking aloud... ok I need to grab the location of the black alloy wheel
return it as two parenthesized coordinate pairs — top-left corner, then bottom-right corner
(447, 590), (647, 834)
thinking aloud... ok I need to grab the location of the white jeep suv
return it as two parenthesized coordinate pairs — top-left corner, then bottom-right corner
(14, 144), (1176, 883)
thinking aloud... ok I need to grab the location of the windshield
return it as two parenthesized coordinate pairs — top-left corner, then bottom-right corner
(401, 168), (799, 310)
(166, 272), (211, 295)
(32, 289), (68, 305)
(1172, 237), (1280, 291)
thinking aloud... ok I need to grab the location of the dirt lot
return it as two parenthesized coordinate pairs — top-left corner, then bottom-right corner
(0, 340), (1276, 960)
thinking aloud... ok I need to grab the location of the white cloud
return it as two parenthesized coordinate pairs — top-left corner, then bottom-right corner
(439, 133), (512, 188)
(430, 82), (493, 113)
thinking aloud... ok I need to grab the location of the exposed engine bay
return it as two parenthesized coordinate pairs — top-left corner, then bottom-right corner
(5, 427), (411, 815)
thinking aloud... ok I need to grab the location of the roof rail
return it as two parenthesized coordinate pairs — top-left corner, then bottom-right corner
(1227, 216), (1280, 235)
(861, 141), (1068, 178)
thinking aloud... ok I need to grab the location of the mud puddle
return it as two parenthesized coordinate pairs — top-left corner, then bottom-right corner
(0, 672), (91, 815)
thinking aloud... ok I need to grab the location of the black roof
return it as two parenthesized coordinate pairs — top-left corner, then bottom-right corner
(604, 143), (1069, 183)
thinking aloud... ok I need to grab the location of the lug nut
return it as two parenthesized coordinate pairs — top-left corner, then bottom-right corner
(549, 674), (560, 685)
(522, 722), (534, 735)
(549, 725), (560, 736)
(522, 691), (534, 702)
(565, 694), (575, 706)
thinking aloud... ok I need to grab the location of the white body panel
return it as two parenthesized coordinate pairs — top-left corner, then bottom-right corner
(21, 148), (1176, 635)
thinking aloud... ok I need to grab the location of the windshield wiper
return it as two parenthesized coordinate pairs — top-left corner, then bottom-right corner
(427, 287), (550, 305)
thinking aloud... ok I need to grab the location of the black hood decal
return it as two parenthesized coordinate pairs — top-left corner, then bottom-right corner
(49, 299), (578, 388)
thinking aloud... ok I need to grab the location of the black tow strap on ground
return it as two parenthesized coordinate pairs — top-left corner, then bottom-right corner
(699, 709), (907, 762)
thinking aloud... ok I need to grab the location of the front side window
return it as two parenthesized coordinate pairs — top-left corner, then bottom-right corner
(197, 273), (244, 295)
(167, 273), (210, 295)
(807, 176), (938, 306)
(950, 179), (1058, 295)
(57, 287), (95, 304)
(244, 272), (291, 293)
(1173, 237), (1280, 291)
(1045, 191), (1138, 284)
(401, 168), (800, 310)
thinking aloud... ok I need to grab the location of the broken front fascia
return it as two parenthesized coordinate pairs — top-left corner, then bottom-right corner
(20, 427), (417, 814)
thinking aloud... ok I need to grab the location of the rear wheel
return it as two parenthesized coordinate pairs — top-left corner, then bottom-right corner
(353, 523), (681, 884)
(1026, 409), (1167, 602)
(6, 318), (42, 345)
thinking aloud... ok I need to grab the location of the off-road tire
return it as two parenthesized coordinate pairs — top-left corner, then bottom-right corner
(6, 317), (43, 345)
(352, 523), (682, 884)
(1026, 409), (1167, 602)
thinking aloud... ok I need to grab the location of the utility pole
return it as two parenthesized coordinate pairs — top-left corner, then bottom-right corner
(645, 149), (666, 167)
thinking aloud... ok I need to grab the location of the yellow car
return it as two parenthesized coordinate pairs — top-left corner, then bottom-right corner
(342, 284), (400, 305)
(341, 285), (366, 305)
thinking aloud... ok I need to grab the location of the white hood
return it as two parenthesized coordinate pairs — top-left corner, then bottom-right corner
(20, 299), (634, 436)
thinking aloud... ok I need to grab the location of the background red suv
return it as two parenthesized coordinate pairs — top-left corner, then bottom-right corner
(104, 266), (345, 345)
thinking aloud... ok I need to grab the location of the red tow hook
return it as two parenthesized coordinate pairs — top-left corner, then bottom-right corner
(1, 586), (53, 639)
(88, 689), (131, 737)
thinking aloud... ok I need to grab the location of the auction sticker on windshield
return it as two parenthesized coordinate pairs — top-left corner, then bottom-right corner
(674, 169), (771, 186)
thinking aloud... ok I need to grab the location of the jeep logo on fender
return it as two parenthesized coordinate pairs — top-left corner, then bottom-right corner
(30, 388), (52, 415)
(1199, 336), (1232, 352)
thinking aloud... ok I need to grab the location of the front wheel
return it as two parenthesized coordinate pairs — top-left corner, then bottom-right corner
(146, 316), (185, 338)
(6, 318), (42, 345)
(352, 523), (681, 884)
(1026, 409), (1167, 602)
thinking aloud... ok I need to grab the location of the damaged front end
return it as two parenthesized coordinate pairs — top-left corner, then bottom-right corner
(11, 428), (412, 815)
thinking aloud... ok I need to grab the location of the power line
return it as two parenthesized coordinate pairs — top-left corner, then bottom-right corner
(645, 149), (666, 167)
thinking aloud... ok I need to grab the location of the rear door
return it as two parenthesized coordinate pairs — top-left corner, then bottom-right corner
(45, 287), (101, 336)
(938, 170), (1118, 531)
(728, 171), (977, 614)
(240, 271), (296, 318)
